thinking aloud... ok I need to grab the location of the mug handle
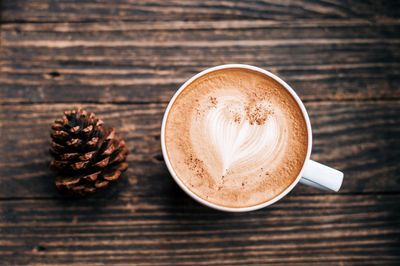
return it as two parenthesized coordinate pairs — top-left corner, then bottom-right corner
(300, 160), (343, 192)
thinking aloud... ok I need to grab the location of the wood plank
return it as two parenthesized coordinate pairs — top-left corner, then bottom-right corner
(0, 195), (399, 265)
(1, 20), (399, 103)
(0, 101), (399, 199)
(1, 0), (399, 22)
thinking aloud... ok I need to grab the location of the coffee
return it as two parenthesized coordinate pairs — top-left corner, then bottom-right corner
(164, 68), (308, 208)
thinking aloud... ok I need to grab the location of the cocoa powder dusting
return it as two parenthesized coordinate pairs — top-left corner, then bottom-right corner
(209, 96), (218, 107)
(185, 154), (207, 179)
(233, 113), (242, 123)
(246, 102), (272, 125)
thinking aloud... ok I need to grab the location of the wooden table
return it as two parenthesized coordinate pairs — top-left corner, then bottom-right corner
(1, 1), (399, 265)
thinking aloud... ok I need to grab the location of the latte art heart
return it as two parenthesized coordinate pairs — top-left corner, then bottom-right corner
(190, 94), (287, 188)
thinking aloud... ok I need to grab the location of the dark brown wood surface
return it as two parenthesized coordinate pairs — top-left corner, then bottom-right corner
(0, 1), (399, 265)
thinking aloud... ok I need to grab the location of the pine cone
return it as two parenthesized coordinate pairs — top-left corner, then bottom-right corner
(49, 109), (129, 196)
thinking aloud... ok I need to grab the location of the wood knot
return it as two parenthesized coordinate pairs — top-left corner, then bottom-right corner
(33, 245), (46, 252)
(44, 71), (61, 80)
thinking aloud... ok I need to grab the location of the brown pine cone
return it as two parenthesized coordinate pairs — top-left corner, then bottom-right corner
(49, 109), (129, 196)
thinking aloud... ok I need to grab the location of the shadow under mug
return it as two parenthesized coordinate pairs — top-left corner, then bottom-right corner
(161, 64), (344, 212)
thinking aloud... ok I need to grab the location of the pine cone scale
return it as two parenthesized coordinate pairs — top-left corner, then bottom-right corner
(94, 157), (109, 168)
(79, 151), (96, 160)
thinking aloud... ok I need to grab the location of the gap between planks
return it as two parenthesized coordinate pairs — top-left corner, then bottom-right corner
(1, 99), (400, 106)
(0, 190), (399, 202)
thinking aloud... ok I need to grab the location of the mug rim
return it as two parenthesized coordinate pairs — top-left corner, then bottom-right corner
(160, 64), (313, 212)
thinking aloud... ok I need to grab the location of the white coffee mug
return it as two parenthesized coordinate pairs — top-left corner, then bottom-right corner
(161, 64), (344, 212)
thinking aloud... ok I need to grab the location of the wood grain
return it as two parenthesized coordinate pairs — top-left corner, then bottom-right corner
(1, 101), (399, 199)
(1, 1), (399, 265)
(1, 0), (399, 22)
(0, 194), (399, 265)
(1, 20), (399, 103)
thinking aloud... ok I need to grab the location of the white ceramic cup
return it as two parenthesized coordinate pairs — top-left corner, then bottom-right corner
(161, 64), (344, 212)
